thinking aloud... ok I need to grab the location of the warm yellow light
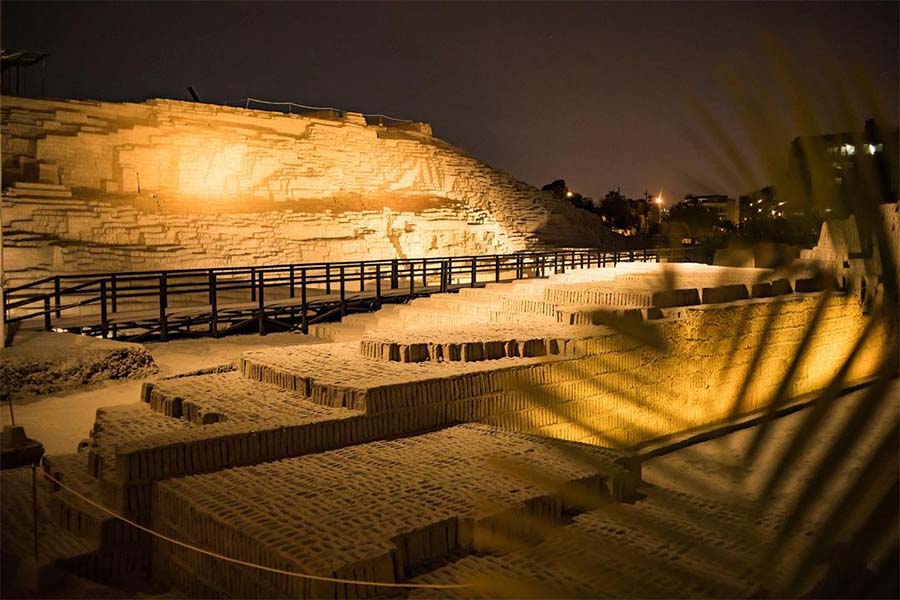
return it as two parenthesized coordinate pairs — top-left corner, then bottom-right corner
(654, 191), (663, 205)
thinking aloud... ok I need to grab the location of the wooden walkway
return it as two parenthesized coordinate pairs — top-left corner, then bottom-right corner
(5, 248), (669, 342)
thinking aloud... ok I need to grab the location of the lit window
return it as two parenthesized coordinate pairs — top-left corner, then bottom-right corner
(866, 144), (876, 155)
(842, 143), (856, 155)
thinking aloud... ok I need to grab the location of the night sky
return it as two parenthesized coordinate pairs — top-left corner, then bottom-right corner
(3, 1), (898, 204)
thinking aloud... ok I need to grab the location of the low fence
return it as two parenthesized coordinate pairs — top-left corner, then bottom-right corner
(222, 97), (415, 126)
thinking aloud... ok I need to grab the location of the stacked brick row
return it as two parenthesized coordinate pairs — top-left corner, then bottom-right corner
(150, 423), (633, 598)
(359, 323), (603, 363)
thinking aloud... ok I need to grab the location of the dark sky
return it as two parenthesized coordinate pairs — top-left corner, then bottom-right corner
(3, 1), (898, 204)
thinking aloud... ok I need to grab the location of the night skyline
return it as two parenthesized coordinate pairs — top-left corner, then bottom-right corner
(3, 1), (898, 204)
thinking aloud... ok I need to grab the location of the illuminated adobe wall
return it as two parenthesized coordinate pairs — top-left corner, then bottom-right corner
(1, 96), (618, 284)
(800, 202), (900, 293)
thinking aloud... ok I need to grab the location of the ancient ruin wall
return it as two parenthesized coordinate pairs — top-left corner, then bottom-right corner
(1, 96), (618, 284)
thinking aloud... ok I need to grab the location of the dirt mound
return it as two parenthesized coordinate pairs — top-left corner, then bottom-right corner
(0, 332), (157, 400)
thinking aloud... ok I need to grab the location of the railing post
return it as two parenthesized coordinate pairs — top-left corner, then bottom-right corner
(447, 258), (453, 287)
(359, 261), (365, 293)
(257, 271), (266, 336)
(289, 265), (296, 298)
(375, 264), (382, 305)
(208, 271), (218, 338)
(159, 274), (168, 342)
(390, 260), (399, 290)
(470, 257), (477, 288)
(643, 248), (648, 262)
(250, 267), (257, 302)
(339, 266), (346, 316)
(110, 274), (118, 314)
(554, 252), (560, 274)
(629, 250), (634, 262)
(422, 259), (427, 288)
(325, 264), (332, 296)
(516, 254), (523, 279)
(301, 268), (308, 334)
(43, 295), (51, 332)
(440, 261), (448, 293)
(54, 276), (62, 318)
(99, 280), (108, 338)
(495, 255), (501, 282)
(409, 262), (415, 296)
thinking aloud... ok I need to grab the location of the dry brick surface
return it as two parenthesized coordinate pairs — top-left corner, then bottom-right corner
(408, 485), (806, 599)
(151, 423), (633, 599)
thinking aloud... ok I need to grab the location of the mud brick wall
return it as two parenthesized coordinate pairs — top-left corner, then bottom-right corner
(114, 291), (888, 507)
(470, 293), (888, 447)
(1, 95), (618, 283)
(237, 292), (887, 451)
(151, 424), (632, 599)
(358, 323), (601, 363)
(799, 204), (900, 294)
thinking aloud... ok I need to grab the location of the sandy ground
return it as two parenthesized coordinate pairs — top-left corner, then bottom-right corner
(142, 331), (321, 377)
(0, 331), (323, 454)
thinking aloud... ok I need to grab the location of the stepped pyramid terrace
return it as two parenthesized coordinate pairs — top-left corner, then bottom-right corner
(4, 0), (900, 595)
(1, 68), (898, 600)
(0, 95), (620, 288)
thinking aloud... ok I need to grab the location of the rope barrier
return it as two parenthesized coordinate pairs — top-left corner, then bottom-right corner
(41, 471), (470, 590)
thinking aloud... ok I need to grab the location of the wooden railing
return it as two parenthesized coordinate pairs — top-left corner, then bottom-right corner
(4, 247), (671, 341)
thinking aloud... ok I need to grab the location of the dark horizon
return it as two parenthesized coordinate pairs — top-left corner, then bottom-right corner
(3, 1), (898, 204)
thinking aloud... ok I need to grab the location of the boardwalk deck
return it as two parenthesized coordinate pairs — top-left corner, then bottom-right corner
(5, 249), (670, 342)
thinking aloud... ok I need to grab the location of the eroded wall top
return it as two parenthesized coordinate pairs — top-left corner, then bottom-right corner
(1, 96), (619, 282)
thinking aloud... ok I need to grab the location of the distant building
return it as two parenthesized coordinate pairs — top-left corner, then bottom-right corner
(682, 193), (740, 224)
(746, 118), (899, 218)
(738, 186), (781, 223)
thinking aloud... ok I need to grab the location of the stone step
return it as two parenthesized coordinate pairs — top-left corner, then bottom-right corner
(7, 182), (72, 198)
(0, 468), (144, 593)
(42, 453), (143, 549)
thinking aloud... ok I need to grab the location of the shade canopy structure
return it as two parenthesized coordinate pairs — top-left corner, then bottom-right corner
(0, 48), (48, 97)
